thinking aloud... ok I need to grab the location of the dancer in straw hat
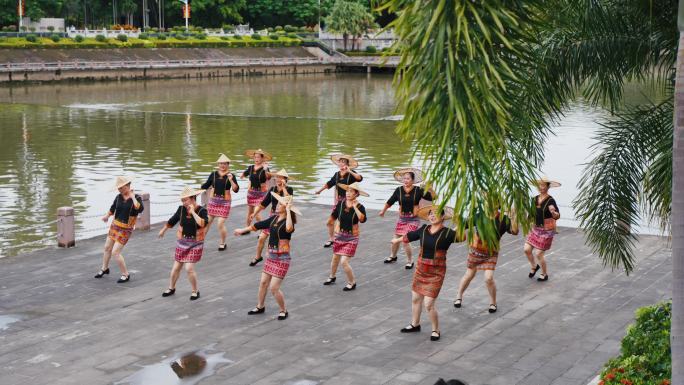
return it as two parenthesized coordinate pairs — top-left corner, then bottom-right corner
(391, 205), (463, 341)
(158, 186), (208, 301)
(241, 149), (273, 227)
(314, 154), (363, 248)
(248, 169), (294, 267)
(323, 182), (368, 291)
(201, 153), (239, 251)
(94, 176), (144, 283)
(234, 192), (301, 320)
(525, 176), (561, 282)
(453, 207), (518, 313)
(379, 167), (436, 269)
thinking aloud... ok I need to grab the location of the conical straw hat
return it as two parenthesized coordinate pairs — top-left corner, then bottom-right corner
(417, 204), (454, 221)
(532, 176), (561, 188)
(179, 186), (205, 199)
(245, 148), (273, 161)
(274, 169), (293, 180)
(337, 182), (369, 197)
(330, 154), (359, 169)
(393, 167), (424, 184)
(110, 176), (133, 191)
(270, 191), (303, 216)
(216, 153), (231, 163)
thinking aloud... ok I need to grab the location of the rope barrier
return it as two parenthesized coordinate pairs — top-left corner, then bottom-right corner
(2, 237), (53, 250)
(3, 219), (61, 234)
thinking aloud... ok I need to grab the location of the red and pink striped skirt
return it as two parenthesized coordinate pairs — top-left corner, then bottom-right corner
(207, 196), (231, 218)
(264, 249), (291, 279)
(333, 231), (359, 257)
(395, 214), (420, 235)
(247, 189), (267, 207)
(174, 237), (204, 263)
(526, 227), (555, 251)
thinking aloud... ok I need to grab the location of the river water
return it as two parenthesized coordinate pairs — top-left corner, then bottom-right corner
(0, 74), (659, 257)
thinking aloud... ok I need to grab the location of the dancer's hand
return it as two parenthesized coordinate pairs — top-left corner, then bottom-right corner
(158, 228), (166, 238)
(101, 214), (109, 223)
(379, 210), (385, 217)
(234, 228), (245, 236)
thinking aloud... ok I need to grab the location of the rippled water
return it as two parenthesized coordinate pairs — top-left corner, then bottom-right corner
(0, 74), (659, 257)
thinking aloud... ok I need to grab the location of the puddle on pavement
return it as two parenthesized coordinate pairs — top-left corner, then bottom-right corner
(115, 347), (232, 385)
(0, 314), (21, 331)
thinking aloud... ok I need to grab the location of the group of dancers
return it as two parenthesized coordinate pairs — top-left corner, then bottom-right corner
(94, 151), (561, 341)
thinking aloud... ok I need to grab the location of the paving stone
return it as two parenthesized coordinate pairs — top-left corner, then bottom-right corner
(0, 204), (670, 385)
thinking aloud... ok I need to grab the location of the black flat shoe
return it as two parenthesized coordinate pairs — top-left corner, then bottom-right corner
(453, 298), (462, 308)
(248, 306), (265, 315)
(405, 262), (414, 270)
(94, 268), (110, 278)
(162, 288), (176, 297)
(249, 257), (263, 267)
(384, 256), (398, 264)
(189, 291), (200, 301)
(528, 264), (541, 278)
(117, 275), (130, 283)
(218, 244), (227, 251)
(431, 331), (441, 341)
(323, 240), (334, 248)
(537, 274), (549, 282)
(342, 283), (356, 291)
(488, 304), (497, 313)
(277, 311), (288, 320)
(400, 324), (421, 333)
(323, 276), (336, 285)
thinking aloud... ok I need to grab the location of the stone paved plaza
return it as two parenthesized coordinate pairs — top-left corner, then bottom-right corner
(0, 203), (671, 385)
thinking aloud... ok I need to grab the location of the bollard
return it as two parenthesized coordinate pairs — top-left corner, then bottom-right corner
(57, 207), (75, 248)
(137, 192), (150, 231)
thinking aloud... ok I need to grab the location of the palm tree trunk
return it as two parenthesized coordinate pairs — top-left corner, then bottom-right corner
(672, 21), (684, 385)
(343, 33), (348, 51)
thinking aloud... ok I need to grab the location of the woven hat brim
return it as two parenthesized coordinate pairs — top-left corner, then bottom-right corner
(337, 183), (369, 197)
(330, 154), (359, 169)
(393, 168), (424, 184)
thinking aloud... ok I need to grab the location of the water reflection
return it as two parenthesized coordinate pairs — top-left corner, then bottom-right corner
(116, 348), (231, 385)
(0, 74), (662, 257)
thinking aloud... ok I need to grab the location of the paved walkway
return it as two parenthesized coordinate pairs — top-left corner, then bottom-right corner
(0, 203), (671, 385)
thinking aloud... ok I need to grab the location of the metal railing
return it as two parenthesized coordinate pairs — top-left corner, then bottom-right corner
(0, 56), (400, 73)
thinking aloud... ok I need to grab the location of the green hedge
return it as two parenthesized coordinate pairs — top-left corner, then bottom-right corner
(598, 301), (671, 385)
(0, 36), (300, 49)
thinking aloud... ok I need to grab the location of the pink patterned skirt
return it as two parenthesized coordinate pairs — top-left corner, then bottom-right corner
(526, 227), (555, 251)
(247, 189), (268, 206)
(263, 249), (291, 279)
(207, 196), (231, 218)
(395, 214), (420, 235)
(174, 238), (204, 263)
(333, 231), (359, 257)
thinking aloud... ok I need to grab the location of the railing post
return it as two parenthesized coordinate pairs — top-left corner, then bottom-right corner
(57, 207), (75, 248)
(137, 192), (150, 230)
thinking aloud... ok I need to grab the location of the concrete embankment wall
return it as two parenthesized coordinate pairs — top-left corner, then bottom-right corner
(0, 47), (339, 82)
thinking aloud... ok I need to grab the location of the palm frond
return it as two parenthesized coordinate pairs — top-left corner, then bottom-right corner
(573, 100), (673, 273)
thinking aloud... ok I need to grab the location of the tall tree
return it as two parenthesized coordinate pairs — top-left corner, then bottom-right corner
(378, 0), (679, 382)
(326, 0), (375, 50)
